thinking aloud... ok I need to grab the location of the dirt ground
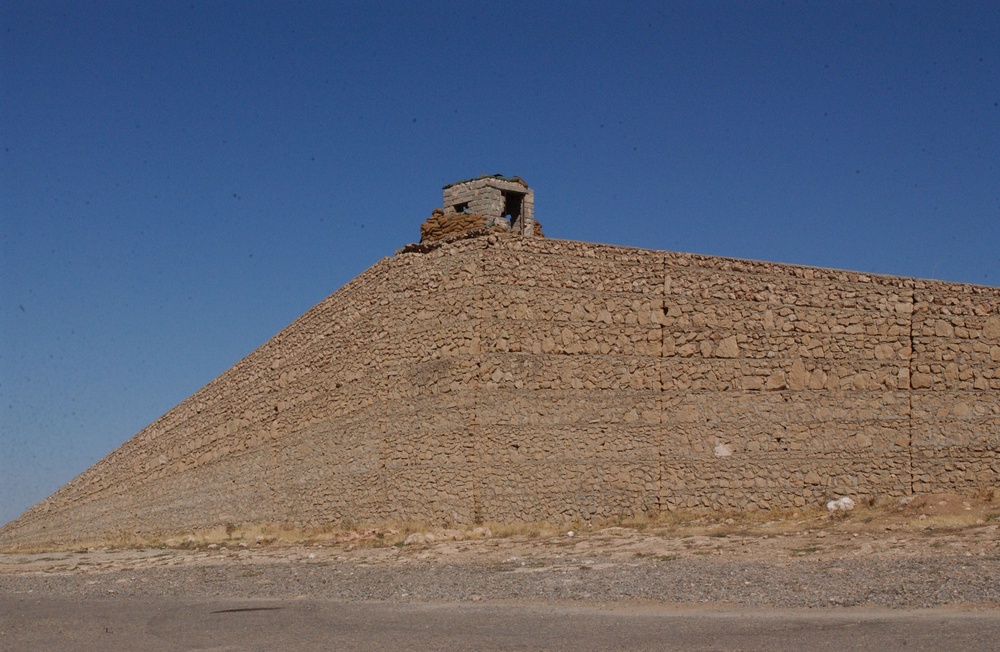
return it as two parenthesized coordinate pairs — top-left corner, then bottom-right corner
(2, 493), (997, 591)
(3, 497), (999, 652)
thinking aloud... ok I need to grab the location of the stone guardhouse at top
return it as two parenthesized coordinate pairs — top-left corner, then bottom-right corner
(442, 175), (537, 236)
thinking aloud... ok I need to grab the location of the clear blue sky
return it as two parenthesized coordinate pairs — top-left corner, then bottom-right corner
(1, 1), (998, 526)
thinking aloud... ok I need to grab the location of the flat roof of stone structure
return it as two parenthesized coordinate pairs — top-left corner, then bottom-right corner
(442, 174), (528, 189)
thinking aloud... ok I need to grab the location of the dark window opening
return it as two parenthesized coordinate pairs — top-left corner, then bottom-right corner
(501, 191), (524, 231)
(453, 202), (470, 213)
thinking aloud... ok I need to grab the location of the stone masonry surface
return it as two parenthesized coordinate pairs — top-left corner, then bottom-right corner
(441, 175), (536, 236)
(1, 234), (997, 548)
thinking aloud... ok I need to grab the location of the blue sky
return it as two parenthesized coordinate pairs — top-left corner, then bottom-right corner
(1, 1), (998, 526)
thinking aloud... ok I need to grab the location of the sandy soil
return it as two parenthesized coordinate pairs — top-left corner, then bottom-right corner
(2, 493), (998, 609)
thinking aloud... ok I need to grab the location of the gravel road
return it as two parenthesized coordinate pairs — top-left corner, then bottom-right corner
(3, 544), (999, 609)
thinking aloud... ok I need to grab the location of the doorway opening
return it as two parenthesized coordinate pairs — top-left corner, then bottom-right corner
(501, 191), (525, 232)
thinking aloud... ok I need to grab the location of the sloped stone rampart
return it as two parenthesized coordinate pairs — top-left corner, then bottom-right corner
(1, 235), (997, 548)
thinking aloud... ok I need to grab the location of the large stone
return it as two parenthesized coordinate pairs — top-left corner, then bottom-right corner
(715, 335), (740, 358)
(873, 343), (896, 361)
(935, 320), (955, 338)
(788, 359), (808, 390)
(766, 371), (787, 391)
(986, 316), (1000, 340)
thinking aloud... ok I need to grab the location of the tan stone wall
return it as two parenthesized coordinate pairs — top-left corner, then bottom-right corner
(910, 283), (1000, 492)
(2, 235), (997, 548)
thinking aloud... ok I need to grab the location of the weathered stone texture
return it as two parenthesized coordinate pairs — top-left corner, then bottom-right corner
(1, 235), (997, 548)
(420, 211), (507, 243)
(908, 283), (1000, 492)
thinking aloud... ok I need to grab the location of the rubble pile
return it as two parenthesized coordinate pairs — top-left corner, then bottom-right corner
(419, 211), (503, 243)
(420, 210), (545, 243)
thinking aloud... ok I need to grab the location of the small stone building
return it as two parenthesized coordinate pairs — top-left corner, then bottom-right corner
(420, 175), (542, 243)
(442, 175), (536, 235)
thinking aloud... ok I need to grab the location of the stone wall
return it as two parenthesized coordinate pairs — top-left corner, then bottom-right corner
(910, 283), (1000, 491)
(442, 175), (537, 236)
(2, 235), (997, 548)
